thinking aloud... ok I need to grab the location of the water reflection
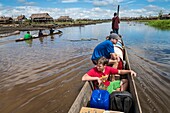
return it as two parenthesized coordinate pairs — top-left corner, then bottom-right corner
(39, 37), (44, 44)
(25, 39), (33, 47)
(50, 35), (54, 41)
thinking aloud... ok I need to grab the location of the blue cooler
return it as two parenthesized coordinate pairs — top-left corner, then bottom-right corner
(90, 89), (110, 110)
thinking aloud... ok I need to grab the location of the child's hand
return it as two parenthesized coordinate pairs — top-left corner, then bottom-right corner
(100, 76), (108, 82)
(130, 70), (137, 77)
(97, 78), (102, 85)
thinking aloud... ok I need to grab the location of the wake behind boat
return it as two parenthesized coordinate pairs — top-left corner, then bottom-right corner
(15, 30), (62, 42)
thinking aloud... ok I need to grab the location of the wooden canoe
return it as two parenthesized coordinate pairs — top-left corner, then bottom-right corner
(0, 30), (20, 38)
(68, 38), (142, 113)
(15, 30), (62, 42)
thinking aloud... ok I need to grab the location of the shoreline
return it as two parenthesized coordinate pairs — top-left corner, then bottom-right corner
(0, 21), (106, 35)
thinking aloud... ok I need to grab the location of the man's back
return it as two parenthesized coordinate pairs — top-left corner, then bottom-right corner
(112, 16), (120, 29)
(91, 40), (114, 60)
(24, 33), (31, 39)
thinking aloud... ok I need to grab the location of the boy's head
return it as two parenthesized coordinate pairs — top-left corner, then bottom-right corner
(108, 33), (120, 44)
(96, 57), (108, 71)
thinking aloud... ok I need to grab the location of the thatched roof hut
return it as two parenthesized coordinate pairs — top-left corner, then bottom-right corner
(0, 16), (13, 24)
(161, 14), (170, 19)
(17, 15), (26, 20)
(30, 13), (53, 22)
(56, 16), (73, 22)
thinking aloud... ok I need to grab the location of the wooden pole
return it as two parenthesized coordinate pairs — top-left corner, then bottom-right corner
(117, 5), (120, 16)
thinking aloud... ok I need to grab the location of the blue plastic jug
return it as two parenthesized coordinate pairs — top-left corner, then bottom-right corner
(90, 89), (110, 110)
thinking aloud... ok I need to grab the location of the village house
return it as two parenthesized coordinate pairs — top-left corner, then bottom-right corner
(0, 16), (13, 24)
(56, 16), (73, 22)
(30, 13), (53, 22)
(161, 14), (170, 19)
(17, 15), (27, 21)
(148, 16), (158, 20)
(13, 15), (27, 24)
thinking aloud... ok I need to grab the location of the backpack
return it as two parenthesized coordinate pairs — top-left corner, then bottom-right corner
(90, 89), (110, 110)
(110, 91), (133, 113)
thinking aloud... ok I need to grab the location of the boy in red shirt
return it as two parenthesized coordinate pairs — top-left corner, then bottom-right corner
(82, 57), (136, 92)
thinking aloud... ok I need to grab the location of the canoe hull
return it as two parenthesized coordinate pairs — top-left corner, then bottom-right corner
(0, 30), (20, 38)
(68, 82), (92, 113)
(68, 39), (142, 113)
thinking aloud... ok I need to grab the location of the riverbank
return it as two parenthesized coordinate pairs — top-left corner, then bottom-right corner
(134, 20), (170, 30)
(0, 20), (109, 35)
(147, 20), (170, 30)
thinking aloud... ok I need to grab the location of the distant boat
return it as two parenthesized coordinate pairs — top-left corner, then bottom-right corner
(15, 30), (62, 42)
(0, 30), (20, 38)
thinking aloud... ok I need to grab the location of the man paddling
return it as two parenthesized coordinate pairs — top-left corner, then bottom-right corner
(24, 31), (32, 39)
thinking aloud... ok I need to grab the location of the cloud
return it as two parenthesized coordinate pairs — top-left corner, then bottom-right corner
(125, 0), (136, 4)
(0, 3), (170, 19)
(120, 4), (170, 17)
(61, 0), (78, 3)
(93, 1), (110, 6)
(147, 0), (155, 2)
(17, 0), (36, 5)
(144, 5), (163, 12)
(93, 0), (125, 7)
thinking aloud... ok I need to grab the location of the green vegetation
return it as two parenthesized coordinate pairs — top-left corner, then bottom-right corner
(147, 20), (170, 30)
(134, 19), (170, 30)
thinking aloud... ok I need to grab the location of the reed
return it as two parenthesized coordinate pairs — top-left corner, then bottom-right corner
(147, 20), (170, 30)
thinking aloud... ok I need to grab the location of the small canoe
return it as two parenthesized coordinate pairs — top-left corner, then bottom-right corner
(15, 30), (62, 42)
(68, 38), (142, 113)
(0, 30), (20, 38)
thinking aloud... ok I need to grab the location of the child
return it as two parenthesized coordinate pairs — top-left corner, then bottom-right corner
(82, 57), (136, 93)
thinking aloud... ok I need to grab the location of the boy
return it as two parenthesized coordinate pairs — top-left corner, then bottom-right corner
(82, 57), (136, 93)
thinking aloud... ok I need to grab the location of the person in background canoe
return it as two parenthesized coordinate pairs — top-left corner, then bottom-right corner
(112, 12), (120, 34)
(49, 28), (55, 35)
(82, 57), (136, 93)
(91, 33), (120, 68)
(24, 31), (32, 39)
(38, 30), (43, 37)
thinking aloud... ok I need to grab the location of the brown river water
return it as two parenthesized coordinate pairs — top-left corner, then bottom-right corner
(0, 22), (170, 113)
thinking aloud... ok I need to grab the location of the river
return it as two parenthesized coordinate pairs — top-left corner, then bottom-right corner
(0, 22), (169, 113)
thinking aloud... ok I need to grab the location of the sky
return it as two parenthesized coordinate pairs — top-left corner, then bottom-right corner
(0, 0), (170, 19)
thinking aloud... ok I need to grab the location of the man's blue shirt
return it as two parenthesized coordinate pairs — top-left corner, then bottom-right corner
(91, 40), (114, 60)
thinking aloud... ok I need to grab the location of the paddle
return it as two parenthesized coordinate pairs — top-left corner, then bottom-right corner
(117, 5), (120, 17)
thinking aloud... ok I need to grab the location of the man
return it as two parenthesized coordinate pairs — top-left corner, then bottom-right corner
(49, 28), (55, 35)
(38, 30), (43, 37)
(112, 12), (120, 34)
(82, 57), (136, 92)
(91, 33), (120, 66)
(24, 31), (32, 39)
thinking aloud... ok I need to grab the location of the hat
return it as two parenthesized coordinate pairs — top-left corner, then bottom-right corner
(109, 33), (120, 40)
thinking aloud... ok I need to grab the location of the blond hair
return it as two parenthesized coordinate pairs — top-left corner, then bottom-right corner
(97, 57), (108, 65)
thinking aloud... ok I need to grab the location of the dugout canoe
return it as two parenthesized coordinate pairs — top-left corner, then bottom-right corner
(15, 30), (62, 42)
(68, 38), (142, 113)
(0, 30), (20, 38)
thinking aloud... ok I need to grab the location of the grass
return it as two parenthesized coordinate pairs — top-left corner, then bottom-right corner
(147, 20), (170, 30)
(133, 19), (170, 30)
